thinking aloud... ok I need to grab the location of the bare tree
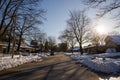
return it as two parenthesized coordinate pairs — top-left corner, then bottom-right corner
(58, 43), (68, 52)
(0, 0), (45, 57)
(83, 0), (120, 25)
(67, 10), (91, 55)
(88, 27), (107, 53)
(48, 36), (56, 51)
(28, 29), (47, 52)
(38, 32), (47, 52)
(16, 0), (45, 53)
(59, 29), (76, 53)
(0, 0), (23, 40)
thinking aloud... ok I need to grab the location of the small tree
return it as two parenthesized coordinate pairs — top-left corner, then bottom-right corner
(30, 40), (38, 52)
(44, 40), (49, 52)
(58, 43), (68, 52)
(90, 27), (107, 53)
(47, 36), (56, 52)
(59, 29), (76, 53)
(37, 32), (47, 52)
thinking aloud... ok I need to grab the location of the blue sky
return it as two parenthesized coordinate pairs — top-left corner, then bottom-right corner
(40, 0), (117, 42)
(40, 0), (86, 38)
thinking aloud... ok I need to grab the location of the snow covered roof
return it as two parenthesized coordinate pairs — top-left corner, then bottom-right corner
(20, 45), (33, 49)
(109, 35), (120, 45)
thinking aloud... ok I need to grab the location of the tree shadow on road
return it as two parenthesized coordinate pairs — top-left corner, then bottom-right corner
(0, 56), (99, 80)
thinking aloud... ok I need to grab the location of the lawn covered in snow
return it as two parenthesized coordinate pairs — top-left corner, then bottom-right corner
(0, 53), (50, 71)
(65, 52), (120, 74)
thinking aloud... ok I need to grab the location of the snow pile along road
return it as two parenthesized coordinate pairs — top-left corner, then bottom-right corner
(81, 58), (120, 74)
(0, 55), (42, 71)
(66, 52), (120, 74)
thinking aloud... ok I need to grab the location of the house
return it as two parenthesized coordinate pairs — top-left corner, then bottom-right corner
(0, 41), (34, 54)
(83, 45), (106, 54)
(0, 42), (8, 53)
(105, 35), (120, 52)
(20, 42), (35, 52)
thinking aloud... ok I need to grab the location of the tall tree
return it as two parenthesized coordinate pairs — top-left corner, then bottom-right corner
(16, 0), (45, 52)
(67, 10), (91, 55)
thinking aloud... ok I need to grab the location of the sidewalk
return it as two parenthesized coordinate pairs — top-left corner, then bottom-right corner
(0, 53), (99, 80)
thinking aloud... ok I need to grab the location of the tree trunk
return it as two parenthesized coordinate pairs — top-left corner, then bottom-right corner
(11, 26), (16, 59)
(96, 43), (99, 53)
(79, 43), (83, 55)
(17, 33), (22, 52)
(7, 28), (12, 54)
(71, 45), (73, 54)
(11, 38), (15, 58)
(7, 36), (11, 54)
(71, 41), (74, 54)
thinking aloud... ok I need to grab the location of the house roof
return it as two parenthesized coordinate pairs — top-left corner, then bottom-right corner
(109, 35), (120, 45)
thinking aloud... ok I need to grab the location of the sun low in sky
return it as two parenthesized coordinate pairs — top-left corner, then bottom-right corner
(95, 25), (107, 34)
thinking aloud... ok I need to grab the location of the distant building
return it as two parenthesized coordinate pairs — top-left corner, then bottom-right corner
(0, 42), (8, 53)
(20, 42), (35, 53)
(105, 35), (120, 52)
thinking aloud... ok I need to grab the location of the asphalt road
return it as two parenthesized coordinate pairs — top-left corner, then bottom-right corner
(0, 53), (99, 80)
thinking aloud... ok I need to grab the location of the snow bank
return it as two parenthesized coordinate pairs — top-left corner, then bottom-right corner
(81, 59), (120, 74)
(66, 52), (120, 74)
(0, 55), (42, 71)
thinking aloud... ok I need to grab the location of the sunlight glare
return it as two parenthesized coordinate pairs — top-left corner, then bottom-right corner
(95, 25), (106, 34)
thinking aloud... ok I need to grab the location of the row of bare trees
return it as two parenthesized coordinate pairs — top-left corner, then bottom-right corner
(28, 29), (69, 52)
(26, 29), (57, 52)
(59, 0), (120, 55)
(59, 10), (115, 55)
(0, 0), (45, 58)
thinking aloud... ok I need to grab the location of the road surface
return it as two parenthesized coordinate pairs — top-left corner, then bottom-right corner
(0, 53), (99, 80)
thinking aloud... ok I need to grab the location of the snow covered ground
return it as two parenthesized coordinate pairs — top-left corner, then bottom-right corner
(99, 77), (120, 80)
(0, 53), (49, 71)
(65, 52), (120, 74)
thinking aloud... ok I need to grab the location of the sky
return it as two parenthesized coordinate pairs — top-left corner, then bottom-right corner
(40, 0), (117, 42)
